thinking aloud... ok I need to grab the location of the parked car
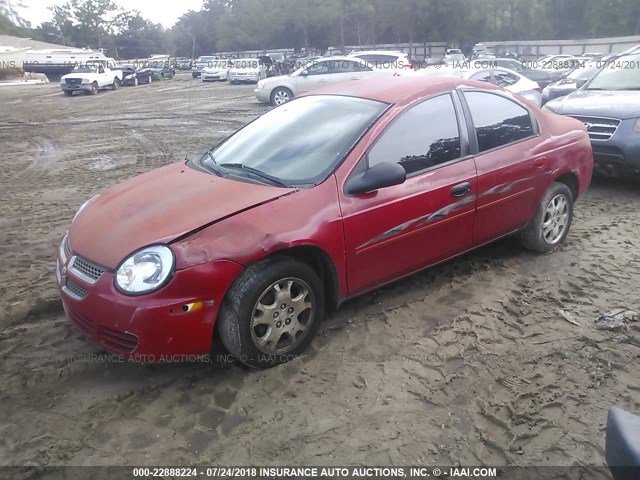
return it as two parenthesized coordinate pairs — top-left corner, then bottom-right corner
(146, 59), (175, 80)
(201, 60), (231, 82)
(229, 58), (267, 84)
(177, 59), (193, 70)
(254, 56), (395, 106)
(542, 62), (601, 104)
(348, 50), (414, 72)
(112, 64), (152, 86)
(606, 407), (640, 480)
(413, 66), (543, 106)
(192, 56), (218, 78)
(60, 61), (123, 96)
(543, 52), (640, 176)
(484, 58), (559, 87)
(58, 77), (593, 368)
(444, 48), (466, 63)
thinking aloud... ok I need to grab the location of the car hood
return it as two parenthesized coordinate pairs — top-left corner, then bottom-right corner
(546, 89), (640, 119)
(69, 161), (294, 268)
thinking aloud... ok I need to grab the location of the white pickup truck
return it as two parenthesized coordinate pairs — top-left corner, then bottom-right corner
(60, 60), (123, 96)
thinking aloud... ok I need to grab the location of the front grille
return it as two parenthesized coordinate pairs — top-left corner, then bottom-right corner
(70, 256), (107, 283)
(100, 326), (138, 353)
(65, 278), (88, 299)
(569, 115), (620, 141)
(63, 236), (72, 259)
(65, 78), (82, 85)
(68, 310), (94, 337)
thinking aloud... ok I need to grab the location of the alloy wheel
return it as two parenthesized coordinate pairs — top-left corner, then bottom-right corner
(542, 193), (569, 244)
(250, 277), (315, 354)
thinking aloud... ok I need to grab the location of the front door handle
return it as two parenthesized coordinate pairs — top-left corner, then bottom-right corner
(450, 182), (471, 197)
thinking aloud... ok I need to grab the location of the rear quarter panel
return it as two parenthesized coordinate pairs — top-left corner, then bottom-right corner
(535, 109), (594, 199)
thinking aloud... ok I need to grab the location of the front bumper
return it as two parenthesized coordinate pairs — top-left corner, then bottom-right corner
(588, 119), (640, 176)
(57, 242), (243, 359)
(202, 72), (226, 81)
(122, 76), (137, 86)
(60, 83), (93, 92)
(230, 74), (260, 83)
(254, 87), (272, 103)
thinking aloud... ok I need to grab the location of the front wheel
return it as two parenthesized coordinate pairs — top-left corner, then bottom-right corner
(519, 181), (574, 252)
(112, 78), (120, 90)
(88, 82), (98, 95)
(270, 87), (293, 106)
(218, 257), (325, 368)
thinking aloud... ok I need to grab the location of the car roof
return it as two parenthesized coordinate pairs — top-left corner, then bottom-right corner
(307, 76), (502, 104)
(350, 50), (407, 56)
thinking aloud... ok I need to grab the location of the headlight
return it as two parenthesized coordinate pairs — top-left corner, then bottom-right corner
(124, 74), (133, 79)
(82, 78), (91, 84)
(73, 195), (98, 222)
(634, 118), (640, 133)
(115, 245), (175, 295)
(256, 80), (265, 90)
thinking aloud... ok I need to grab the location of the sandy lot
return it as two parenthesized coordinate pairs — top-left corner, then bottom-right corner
(0, 76), (638, 472)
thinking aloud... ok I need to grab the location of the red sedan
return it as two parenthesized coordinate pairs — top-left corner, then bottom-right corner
(57, 77), (593, 367)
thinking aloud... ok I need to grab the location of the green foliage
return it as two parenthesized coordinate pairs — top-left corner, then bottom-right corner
(5, 0), (640, 58)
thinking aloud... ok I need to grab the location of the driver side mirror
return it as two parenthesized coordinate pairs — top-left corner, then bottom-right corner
(345, 162), (406, 195)
(575, 78), (588, 89)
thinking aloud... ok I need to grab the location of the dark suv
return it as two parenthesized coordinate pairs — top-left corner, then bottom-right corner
(543, 52), (640, 177)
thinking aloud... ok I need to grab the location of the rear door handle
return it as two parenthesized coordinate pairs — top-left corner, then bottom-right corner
(450, 182), (471, 197)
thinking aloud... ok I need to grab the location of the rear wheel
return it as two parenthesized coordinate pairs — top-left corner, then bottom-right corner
(519, 181), (574, 252)
(218, 257), (324, 368)
(270, 87), (293, 106)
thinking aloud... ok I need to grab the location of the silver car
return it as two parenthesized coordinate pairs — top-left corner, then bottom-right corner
(254, 56), (395, 106)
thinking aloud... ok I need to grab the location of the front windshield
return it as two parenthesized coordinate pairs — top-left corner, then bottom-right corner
(200, 95), (387, 185)
(209, 61), (225, 68)
(72, 65), (98, 73)
(566, 65), (600, 81)
(587, 54), (640, 90)
(234, 59), (258, 69)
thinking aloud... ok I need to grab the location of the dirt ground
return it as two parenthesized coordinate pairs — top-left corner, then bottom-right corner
(0, 75), (638, 473)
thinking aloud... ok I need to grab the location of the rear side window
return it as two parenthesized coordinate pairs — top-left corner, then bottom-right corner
(368, 94), (461, 175)
(470, 71), (492, 83)
(464, 92), (534, 152)
(492, 71), (519, 87)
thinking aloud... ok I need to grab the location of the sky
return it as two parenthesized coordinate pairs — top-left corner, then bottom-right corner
(17, 0), (205, 28)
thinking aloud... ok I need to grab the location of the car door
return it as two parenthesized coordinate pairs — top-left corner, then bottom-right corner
(458, 89), (544, 246)
(295, 60), (332, 93)
(339, 93), (478, 295)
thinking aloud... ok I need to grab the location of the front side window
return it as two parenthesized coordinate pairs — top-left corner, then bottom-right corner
(464, 91), (534, 152)
(197, 95), (387, 186)
(368, 94), (462, 175)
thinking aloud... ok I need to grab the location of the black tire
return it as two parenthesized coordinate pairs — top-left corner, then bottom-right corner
(111, 78), (120, 90)
(218, 256), (325, 368)
(63, 90), (73, 96)
(88, 82), (98, 95)
(519, 181), (574, 252)
(270, 87), (293, 106)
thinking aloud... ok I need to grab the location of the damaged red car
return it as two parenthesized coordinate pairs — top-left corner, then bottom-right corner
(57, 77), (593, 368)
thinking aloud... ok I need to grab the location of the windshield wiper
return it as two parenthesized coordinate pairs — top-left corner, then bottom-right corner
(217, 163), (288, 187)
(200, 150), (223, 176)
